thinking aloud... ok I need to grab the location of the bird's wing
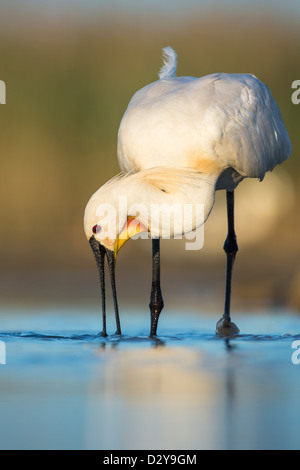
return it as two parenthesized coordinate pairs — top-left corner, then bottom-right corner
(200, 73), (292, 179)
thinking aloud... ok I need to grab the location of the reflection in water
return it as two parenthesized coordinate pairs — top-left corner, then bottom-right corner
(85, 334), (299, 450)
(223, 339), (237, 450)
(1, 309), (300, 449)
(86, 347), (220, 449)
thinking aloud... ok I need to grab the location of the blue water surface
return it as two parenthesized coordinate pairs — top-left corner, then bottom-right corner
(0, 305), (300, 450)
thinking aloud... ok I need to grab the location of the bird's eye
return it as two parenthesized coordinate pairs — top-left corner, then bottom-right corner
(92, 224), (101, 234)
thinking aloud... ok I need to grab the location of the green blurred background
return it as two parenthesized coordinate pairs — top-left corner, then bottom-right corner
(0, 0), (299, 314)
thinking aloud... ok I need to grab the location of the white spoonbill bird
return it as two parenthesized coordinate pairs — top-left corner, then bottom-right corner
(84, 47), (291, 337)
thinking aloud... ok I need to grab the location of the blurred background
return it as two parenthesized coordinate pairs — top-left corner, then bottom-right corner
(0, 0), (300, 314)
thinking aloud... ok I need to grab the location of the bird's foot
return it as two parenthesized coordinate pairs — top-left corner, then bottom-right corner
(216, 316), (240, 338)
(97, 330), (108, 338)
(113, 329), (122, 337)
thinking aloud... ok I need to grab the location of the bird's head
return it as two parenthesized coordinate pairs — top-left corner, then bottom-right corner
(84, 174), (149, 259)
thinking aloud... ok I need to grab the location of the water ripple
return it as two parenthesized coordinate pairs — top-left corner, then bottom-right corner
(1, 330), (300, 343)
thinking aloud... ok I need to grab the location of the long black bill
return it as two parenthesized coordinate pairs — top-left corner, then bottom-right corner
(106, 249), (121, 336)
(89, 236), (121, 336)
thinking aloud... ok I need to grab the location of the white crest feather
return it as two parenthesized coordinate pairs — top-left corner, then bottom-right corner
(159, 47), (177, 79)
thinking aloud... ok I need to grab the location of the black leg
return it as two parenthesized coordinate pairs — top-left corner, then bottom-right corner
(224, 190), (238, 320)
(216, 190), (240, 337)
(149, 238), (164, 337)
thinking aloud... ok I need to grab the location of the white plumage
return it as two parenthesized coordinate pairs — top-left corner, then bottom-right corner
(158, 46), (178, 79)
(117, 49), (290, 181)
(84, 47), (291, 337)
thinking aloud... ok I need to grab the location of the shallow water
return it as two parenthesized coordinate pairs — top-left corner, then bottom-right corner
(1, 306), (300, 450)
